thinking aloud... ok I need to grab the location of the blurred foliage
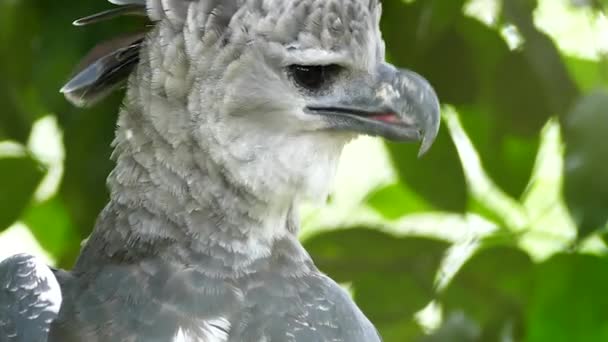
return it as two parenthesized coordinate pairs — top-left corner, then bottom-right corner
(1, 0), (607, 341)
(0, 149), (45, 229)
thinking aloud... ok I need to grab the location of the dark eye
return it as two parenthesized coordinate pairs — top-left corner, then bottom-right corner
(287, 64), (342, 92)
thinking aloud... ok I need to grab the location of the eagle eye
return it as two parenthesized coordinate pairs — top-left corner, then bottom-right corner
(288, 64), (342, 92)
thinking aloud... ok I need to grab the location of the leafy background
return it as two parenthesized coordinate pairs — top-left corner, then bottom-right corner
(1, 0), (607, 340)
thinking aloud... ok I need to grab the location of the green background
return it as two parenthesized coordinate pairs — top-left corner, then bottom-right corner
(1, 0), (608, 340)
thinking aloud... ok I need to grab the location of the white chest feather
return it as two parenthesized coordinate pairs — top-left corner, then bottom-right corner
(172, 318), (231, 342)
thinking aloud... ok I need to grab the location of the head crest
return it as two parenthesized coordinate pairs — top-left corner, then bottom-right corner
(61, 0), (239, 107)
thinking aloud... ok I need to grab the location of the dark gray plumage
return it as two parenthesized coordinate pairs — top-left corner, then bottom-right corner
(1, 0), (440, 341)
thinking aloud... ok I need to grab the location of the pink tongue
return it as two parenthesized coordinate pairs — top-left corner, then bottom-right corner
(371, 114), (400, 123)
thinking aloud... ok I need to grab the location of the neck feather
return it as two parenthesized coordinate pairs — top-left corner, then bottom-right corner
(92, 103), (298, 264)
(76, 25), (344, 271)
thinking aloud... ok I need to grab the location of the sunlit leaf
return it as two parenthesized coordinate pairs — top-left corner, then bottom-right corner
(366, 183), (432, 220)
(457, 105), (539, 200)
(22, 196), (79, 267)
(564, 56), (608, 92)
(452, 18), (539, 198)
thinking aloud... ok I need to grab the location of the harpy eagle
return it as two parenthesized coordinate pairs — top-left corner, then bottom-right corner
(0, 0), (440, 341)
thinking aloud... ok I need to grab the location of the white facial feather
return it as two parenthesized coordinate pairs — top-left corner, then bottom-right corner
(110, 0), (384, 247)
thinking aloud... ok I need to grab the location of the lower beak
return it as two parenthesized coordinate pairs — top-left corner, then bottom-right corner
(305, 64), (440, 156)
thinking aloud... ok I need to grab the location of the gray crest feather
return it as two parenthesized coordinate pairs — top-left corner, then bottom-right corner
(109, 0), (146, 5)
(60, 0), (154, 107)
(61, 33), (145, 107)
(146, 0), (238, 27)
(72, 5), (146, 26)
(61, 0), (151, 107)
(199, 0), (239, 35)
(146, 0), (193, 22)
(61, 0), (243, 107)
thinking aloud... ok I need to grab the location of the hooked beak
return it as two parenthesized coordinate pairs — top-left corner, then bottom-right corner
(305, 63), (440, 156)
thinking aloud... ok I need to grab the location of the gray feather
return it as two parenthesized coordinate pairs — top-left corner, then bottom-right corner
(61, 33), (145, 107)
(109, 0), (146, 5)
(72, 5), (146, 26)
(0, 254), (62, 342)
(146, 0), (196, 22)
(48, 0), (389, 341)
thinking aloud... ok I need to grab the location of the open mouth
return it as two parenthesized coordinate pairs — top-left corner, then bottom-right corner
(368, 113), (401, 124)
(305, 106), (422, 141)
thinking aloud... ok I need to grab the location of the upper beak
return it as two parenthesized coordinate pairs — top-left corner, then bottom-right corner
(305, 63), (440, 156)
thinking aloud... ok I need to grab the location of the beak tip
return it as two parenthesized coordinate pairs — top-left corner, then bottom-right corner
(417, 132), (434, 157)
(417, 97), (441, 158)
(390, 66), (441, 157)
(417, 139), (431, 158)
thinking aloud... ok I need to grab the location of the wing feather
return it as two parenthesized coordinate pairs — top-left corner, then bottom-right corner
(0, 254), (62, 342)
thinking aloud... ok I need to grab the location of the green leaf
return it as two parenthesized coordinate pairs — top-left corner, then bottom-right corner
(383, 9), (544, 200)
(381, 318), (425, 342)
(0, 0), (60, 142)
(454, 18), (540, 197)
(304, 228), (449, 336)
(386, 125), (468, 212)
(381, 0), (467, 62)
(421, 312), (480, 342)
(458, 105), (539, 200)
(564, 56), (608, 92)
(562, 90), (608, 237)
(416, 29), (479, 106)
(366, 183), (432, 220)
(22, 196), (80, 267)
(451, 18), (541, 198)
(0, 0), (142, 253)
(0, 154), (45, 230)
(489, 52), (553, 136)
(502, 0), (580, 119)
(573, 0), (608, 11)
(440, 246), (534, 340)
(525, 254), (608, 342)
(381, 0), (476, 106)
(440, 250), (608, 340)
(60, 94), (118, 244)
(0, 0), (146, 118)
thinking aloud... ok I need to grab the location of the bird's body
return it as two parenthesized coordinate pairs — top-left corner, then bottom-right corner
(0, 0), (440, 341)
(51, 230), (378, 341)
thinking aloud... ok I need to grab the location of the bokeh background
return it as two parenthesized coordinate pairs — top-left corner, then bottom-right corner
(1, 0), (607, 340)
